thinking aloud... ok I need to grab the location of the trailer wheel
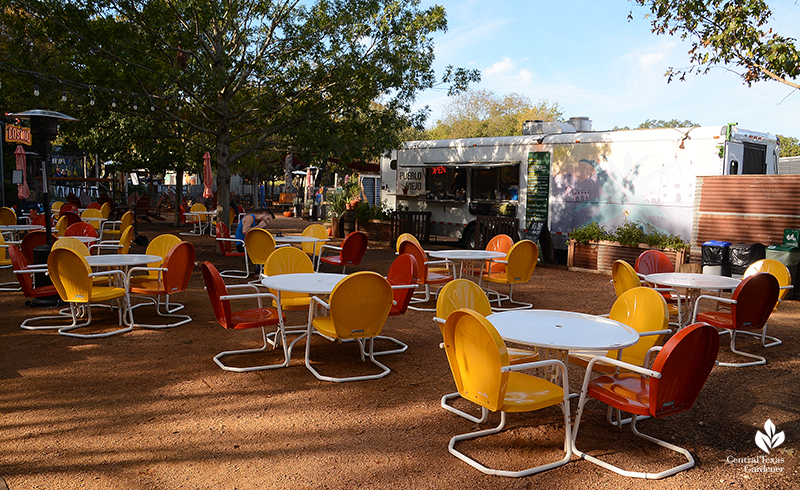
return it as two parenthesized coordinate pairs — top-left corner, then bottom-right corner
(462, 223), (478, 250)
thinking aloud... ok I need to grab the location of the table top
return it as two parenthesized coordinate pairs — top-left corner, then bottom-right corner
(644, 272), (741, 290)
(429, 250), (506, 260)
(274, 235), (328, 243)
(261, 272), (348, 294)
(487, 309), (639, 351)
(189, 210), (217, 216)
(85, 254), (161, 267)
(59, 235), (97, 243)
(0, 224), (44, 232)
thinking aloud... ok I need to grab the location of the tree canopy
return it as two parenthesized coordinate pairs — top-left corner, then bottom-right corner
(426, 89), (563, 139)
(0, 0), (478, 225)
(614, 118), (700, 130)
(777, 134), (800, 157)
(632, 0), (800, 89)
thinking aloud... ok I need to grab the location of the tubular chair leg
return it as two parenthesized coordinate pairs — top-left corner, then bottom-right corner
(441, 393), (490, 424)
(727, 325), (782, 348)
(58, 301), (134, 339)
(214, 325), (293, 372)
(716, 329), (767, 367)
(408, 285), (443, 312)
(129, 294), (191, 329)
(21, 306), (82, 331)
(305, 335), (391, 382)
(484, 284), (532, 311)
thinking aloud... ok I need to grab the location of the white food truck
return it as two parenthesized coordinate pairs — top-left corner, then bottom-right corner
(380, 119), (779, 260)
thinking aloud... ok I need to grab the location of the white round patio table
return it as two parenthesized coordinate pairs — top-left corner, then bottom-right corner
(644, 272), (742, 326)
(186, 211), (217, 236)
(261, 272), (348, 295)
(85, 254), (162, 268)
(428, 249), (505, 279)
(0, 224), (45, 242)
(58, 235), (97, 244)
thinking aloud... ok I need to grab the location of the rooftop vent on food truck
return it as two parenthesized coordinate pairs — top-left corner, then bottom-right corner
(522, 120), (578, 135)
(567, 117), (592, 132)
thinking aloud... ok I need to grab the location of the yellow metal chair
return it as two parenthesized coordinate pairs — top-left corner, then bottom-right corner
(128, 234), (182, 288)
(301, 224), (328, 267)
(51, 201), (65, 212)
(478, 239), (538, 309)
(0, 233), (20, 291)
(740, 259), (793, 348)
(442, 309), (572, 477)
(80, 208), (104, 231)
(91, 225), (135, 255)
(435, 279), (538, 423)
(100, 210), (133, 240)
(265, 246), (314, 310)
(612, 259), (682, 327)
(182, 203), (208, 235)
(99, 202), (111, 219)
(55, 215), (70, 236)
(245, 228), (286, 283)
(0, 207), (17, 225)
(305, 271), (394, 382)
(47, 247), (132, 338)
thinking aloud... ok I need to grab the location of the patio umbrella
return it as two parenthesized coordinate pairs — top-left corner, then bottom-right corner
(202, 151), (213, 199)
(15, 145), (30, 200)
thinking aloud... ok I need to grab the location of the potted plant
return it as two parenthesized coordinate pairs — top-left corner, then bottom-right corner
(402, 183), (410, 195)
(568, 220), (690, 272)
(355, 200), (394, 242)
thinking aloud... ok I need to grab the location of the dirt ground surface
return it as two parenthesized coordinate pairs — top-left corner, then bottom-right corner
(1, 215), (798, 490)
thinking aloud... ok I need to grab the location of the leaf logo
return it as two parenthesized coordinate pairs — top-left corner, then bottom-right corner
(755, 419), (785, 454)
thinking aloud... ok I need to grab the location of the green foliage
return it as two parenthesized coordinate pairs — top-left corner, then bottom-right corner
(427, 89), (563, 139)
(327, 177), (361, 217)
(632, 0), (800, 90)
(613, 119), (700, 130)
(570, 220), (689, 251)
(778, 134), (800, 157)
(353, 200), (393, 222)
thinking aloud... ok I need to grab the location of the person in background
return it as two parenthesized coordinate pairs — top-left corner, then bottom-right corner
(259, 182), (267, 209)
(234, 209), (274, 252)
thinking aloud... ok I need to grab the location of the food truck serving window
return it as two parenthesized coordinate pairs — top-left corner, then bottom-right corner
(424, 166), (466, 201)
(471, 164), (520, 201)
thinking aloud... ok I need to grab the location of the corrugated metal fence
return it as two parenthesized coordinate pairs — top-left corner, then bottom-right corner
(692, 175), (800, 259)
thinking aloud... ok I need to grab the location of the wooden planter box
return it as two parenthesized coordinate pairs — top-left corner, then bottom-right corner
(357, 219), (392, 242)
(568, 239), (689, 274)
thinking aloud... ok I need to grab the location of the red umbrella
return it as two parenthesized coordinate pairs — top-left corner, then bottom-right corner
(202, 151), (213, 199)
(15, 145), (30, 200)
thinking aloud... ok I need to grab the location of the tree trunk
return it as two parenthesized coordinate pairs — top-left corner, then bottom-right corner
(174, 168), (184, 227)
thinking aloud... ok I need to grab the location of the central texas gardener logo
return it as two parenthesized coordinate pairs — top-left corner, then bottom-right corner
(755, 419), (785, 454)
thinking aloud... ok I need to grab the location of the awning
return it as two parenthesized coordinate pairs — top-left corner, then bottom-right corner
(401, 161), (520, 168)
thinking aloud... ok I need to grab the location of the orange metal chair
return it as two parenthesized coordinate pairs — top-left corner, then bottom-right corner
(635, 250), (685, 320)
(692, 272), (779, 367)
(395, 233), (448, 273)
(65, 222), (98, 238)
(86, 202), (102, 210)
(478, 239), (538, 309)
(127, 241), (195, 329)
(572, 322), (719, 479)
(11, 244), (74, 330)
(201, 261), (289, 372)
(31, 214), (48, 227)
(476, 233), (514, 275)
(443, 309), (572, 477)
(215, 222), (249, 278)
(398, 239), (454, 311)
(316, 230), (368, 273)
(305, 271), (394, 382)
(387, 253), (418, 317)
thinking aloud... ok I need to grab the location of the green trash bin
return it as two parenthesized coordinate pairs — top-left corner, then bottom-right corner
(766, 244), (800, 300)
(784, 229), (799, 248)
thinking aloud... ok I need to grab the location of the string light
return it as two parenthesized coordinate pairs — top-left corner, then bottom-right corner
(34, 85), (39, 96)
(133, 100), (138, 110)
(111, 97), (117, 108)
(61, 90), (67, 102)
(90, 94), (95, 106)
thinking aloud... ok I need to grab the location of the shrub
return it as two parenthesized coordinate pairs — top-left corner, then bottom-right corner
(570, 220), (689, 251)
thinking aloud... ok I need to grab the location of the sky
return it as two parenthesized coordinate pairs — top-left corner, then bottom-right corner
(411, 0), (800, 138)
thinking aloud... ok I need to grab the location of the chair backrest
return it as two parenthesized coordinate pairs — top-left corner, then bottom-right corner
(338, 231), (368, 267)
(20, 231), (58, 263)
(8, 244), (35, 296)
(504, 239), (538, 284)
(729, 272), (780, 332)
(301, 224), (328, 256)
(649, 322), (719, 418)
(387, 253), (418, 315)
(186, 203), (206, 223)
(201, 261), (234, 329)
(100, 202), (111, 219)
(265, 247), (314, 301)
(178, 205), (187, 224)
(215, 222), (235, 255)
(55, 215), (69, 236)
(608, 286), (669, 364)
(0, 233), (8, 262)
(398, 239), (431, 281)
(143, 234), (182, 277)
(395, 233), (421, 254)
(62, 211), (82, 227)
(119, 211), (134, 231)
(30, 214), (47, 227)
(59, 203), (79, 216)
(744, 259), (792, 304)
(443, 309), (509, 412)
(118, 225), (134, 254)
(51, 201), (64, 211)
(0, 207), (16, 225)
(484, 234), (514, 274)
(245, 228), (277, 266)
(634, 249), (675, 275)
(611, 260), (641, 297)
(86, 202), (102, 210)
(328, 271), (392, 339)
(81, 208), (103, 229)
(48, 247), (93, 304)
(436, 279), (493, 321)
(52, 237), (91, 256)
(65, 222), (98, 238)
(161, 242), (195, 294)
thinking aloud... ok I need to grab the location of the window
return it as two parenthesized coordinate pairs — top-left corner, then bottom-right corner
(470, 165), (519, 201)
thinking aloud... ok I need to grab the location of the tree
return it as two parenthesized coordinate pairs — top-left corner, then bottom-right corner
(777, 134), (800, 157)
(1, 0), (479, 228)
(632, 0), (800, 89)
(427, 89), (563, 139)
(614, 118), (700, 130)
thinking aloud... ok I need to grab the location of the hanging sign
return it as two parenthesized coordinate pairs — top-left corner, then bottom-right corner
(5, 124), (32, 145)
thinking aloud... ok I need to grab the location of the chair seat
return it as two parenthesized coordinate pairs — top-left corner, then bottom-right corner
(500, 372), (564, 413)
(229, 307), (283, 330)
(90, 286), (127, 302)
(483, 271), (511, 284)
(130, 280), (167, 295)
(695, 311), (736, 329)
(586, 373), (652, 417)
(30, 285), (59, 298)
(272, 296), (311, 310)
(507, 348), (538, 364)
(1, 258), (11, 267)
(223, 251), (246, 258)
(422, 271), (453, 284)
(313, 316), (368, 340)
(320, 256), (345, 266)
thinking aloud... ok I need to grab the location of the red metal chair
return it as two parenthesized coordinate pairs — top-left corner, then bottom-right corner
(127, 241), (196, 329)
(635, 249), (685, 323)
(65, 222), (98, 238)
(316, 230), (368, 273)
(59, 203), (79, 217)
(9, 244), (72, 330)
(692, 272), (779, 367)
(20, 230), (59, 263)
(201, 261), (289, 372)
(31, 214), (48, 227)
(86, 202), (101, 210)
(387, 253), (418, 317)
(398, 239), (454, 311)
(572, 322), (720, 479)
(215, 222), (249, 278)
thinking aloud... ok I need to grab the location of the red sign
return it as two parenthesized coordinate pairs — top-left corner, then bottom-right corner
(5, 124), (32, 145)
(431, 165), (447, 175)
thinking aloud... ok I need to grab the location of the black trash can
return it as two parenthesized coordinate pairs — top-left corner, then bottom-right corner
(702, 240), (732, 276)
(766, 244), (800, 300)
(730, 243), (766, 276)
